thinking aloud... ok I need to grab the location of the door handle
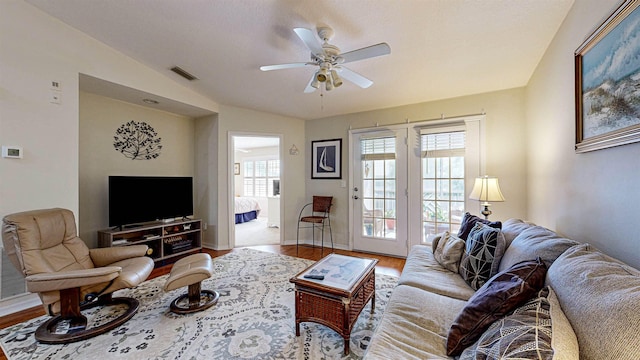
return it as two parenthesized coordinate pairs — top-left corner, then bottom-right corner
(352, 195), (359, 200)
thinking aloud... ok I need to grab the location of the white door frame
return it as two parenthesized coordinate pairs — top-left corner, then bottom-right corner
(228, 131), (284, 248)
(348, 114), (486, 254)
(348, 126), (409, 257)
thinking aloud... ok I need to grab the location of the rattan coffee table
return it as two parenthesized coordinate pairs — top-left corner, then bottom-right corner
(290, 253), (378, 355)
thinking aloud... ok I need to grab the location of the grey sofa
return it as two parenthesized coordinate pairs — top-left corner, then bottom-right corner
(365, 218), (640, 359)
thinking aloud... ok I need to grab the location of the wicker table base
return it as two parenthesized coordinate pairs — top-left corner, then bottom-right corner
(290, 254), (377, 355)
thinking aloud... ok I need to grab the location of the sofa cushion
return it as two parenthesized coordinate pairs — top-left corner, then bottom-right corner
(366, 284), (468, 359)
(459, 223), (506, 290)
(498, 225), (578, 273)
(447, 258), (547, 356)
(457, 212), (502, 241)
(501, 218), (536, 248)
(546, 244), (640, 360)
(459, 286), (579, 360)
(433, 231), (465, 273)
(398, 245), (475, 301)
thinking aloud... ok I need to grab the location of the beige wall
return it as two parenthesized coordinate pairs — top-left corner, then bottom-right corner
(79, 92), (195, 248)
(526, 0), (640, 268)
(206, 105), (306, 249)
(306, 87), (528, 250)
(194, 115), (219, 250)
(0, 1), (217, 303)
(0, 1), (217, 222)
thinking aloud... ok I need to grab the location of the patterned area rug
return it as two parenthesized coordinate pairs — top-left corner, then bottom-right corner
(0, 249), (397, 359)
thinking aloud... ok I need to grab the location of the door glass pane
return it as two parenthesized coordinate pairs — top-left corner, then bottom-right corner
(421, 131), (465, 243)
(361, 136), (396, 240)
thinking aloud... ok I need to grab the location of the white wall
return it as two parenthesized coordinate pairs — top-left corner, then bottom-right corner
(306, 88), (528, 249)
(79, 92), (195, 248)
(526, 0), (640, 268)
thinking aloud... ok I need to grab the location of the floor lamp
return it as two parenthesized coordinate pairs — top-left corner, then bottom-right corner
(469, 175), (505, 219)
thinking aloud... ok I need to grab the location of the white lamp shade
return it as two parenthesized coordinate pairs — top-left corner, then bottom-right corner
(469, 176), (505, 203)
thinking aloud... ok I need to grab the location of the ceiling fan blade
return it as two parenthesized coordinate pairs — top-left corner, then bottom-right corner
(341, 43), (391, 64)
(304, 73), (318, 93)
(260, 62), (313, 71)
(337, 67), (373, 88)
(293, 28), (324, 56)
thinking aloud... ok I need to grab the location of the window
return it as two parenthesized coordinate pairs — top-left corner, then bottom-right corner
(243, 159), (280, 197)
(421, 129), (465, 242)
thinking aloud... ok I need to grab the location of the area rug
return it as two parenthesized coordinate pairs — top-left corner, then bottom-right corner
(0, 248), (398, 359)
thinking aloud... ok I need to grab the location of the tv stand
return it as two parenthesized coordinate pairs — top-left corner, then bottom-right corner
(99, 219), (202, 263)
(118, 223), (144, 230)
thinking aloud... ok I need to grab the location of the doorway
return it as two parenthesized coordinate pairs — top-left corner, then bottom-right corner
(230, 134), (282, 247)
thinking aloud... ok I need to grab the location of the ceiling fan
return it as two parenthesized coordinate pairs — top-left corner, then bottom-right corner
(260, 26), (390, 93)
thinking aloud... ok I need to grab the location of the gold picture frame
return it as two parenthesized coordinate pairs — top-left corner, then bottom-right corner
(575, 0), (640, 153)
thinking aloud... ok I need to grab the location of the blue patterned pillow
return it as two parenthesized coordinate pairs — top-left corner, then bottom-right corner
(458, 222), (506, 290)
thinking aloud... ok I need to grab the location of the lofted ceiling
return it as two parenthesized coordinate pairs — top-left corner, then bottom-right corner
(26, 0), (575, 120)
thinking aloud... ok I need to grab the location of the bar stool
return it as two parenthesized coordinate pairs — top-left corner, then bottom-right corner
(296, 196), (333, 254)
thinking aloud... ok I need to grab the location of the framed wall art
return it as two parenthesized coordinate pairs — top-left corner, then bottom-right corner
(311, 139), (342, 179)
(575, 0), (640, 153)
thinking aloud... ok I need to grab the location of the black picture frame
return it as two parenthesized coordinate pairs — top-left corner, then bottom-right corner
(311, 139), (342, 179)
(575, 0), (640, 153)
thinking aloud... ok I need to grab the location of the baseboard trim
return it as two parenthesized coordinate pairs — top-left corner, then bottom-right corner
(0, 293), (41, 317)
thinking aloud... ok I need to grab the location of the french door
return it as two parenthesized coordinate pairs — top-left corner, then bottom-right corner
(351, 129), (408, 257)
(350, 115), (484, 257)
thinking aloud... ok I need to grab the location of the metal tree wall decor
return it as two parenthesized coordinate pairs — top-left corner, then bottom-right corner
(113, 120), (162, 160)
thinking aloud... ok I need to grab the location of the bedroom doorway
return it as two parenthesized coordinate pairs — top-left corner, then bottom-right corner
(230, 134), (282, 247)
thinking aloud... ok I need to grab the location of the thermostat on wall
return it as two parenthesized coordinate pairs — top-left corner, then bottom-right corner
(2, 146), (23, 159)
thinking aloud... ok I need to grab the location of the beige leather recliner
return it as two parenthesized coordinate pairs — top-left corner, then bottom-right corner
(2, 208), (155, 344)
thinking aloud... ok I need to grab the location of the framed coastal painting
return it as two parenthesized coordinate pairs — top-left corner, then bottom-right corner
(311, 139), (342, 179)
(575, 0), (640, 153)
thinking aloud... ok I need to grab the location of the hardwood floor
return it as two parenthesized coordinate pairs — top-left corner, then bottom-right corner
(0, 245), (405, 360)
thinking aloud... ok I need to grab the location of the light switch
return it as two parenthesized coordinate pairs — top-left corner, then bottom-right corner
(2, 146), (23, 159)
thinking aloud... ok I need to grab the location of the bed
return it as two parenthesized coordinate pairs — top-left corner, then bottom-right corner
(235, 197), (261, 224)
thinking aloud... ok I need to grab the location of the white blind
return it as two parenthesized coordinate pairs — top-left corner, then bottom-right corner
(421, 131), (465, 157)
(361, 136), (396, 160)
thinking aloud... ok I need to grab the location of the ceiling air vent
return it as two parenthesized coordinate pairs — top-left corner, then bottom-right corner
(170, 66), (198, 81)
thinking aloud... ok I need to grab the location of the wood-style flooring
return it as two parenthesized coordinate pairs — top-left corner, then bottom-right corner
(0, 245), (405, 360)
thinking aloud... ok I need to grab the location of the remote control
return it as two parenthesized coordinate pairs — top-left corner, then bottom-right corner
(303, 274), (325, 280)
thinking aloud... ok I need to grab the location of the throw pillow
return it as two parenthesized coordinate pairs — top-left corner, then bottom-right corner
(433, 231), (466, 273)
(458, 286), (579, 360)
(457, 212), (502, 241)
(447, 257), (547, 356)
(458, 222), (506, 290)
(498, 225), (579, 273)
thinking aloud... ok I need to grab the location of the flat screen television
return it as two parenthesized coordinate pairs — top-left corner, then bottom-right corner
(109, 176), (193, 228)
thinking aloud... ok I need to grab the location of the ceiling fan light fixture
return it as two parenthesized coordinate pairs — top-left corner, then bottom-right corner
(317, 67), (328, 82)
(330, 70), (343, 87)
(311, 71), (320, 89)
(325, 76), (334, 91)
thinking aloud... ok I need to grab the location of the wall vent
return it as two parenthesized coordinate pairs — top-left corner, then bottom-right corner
(170, 66), (198, 81)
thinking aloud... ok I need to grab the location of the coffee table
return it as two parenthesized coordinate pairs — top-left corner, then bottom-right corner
(290, 253), (378, 355)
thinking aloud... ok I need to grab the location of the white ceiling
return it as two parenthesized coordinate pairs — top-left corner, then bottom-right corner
(26, 0), (575, 120)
